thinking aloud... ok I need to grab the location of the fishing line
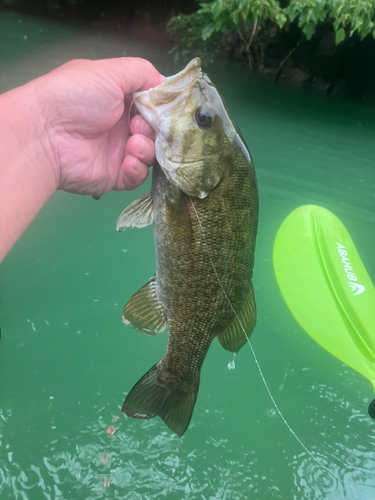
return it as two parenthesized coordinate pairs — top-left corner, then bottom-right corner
(128, 98), (136, 129)
(188, 196), (345, 483)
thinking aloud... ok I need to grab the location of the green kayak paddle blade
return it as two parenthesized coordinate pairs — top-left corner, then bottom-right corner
(273, 205), (375, 395)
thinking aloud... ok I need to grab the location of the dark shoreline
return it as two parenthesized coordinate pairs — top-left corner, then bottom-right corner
(1, 1), (374, 101)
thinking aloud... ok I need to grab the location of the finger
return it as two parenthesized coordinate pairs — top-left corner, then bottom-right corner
(126, 134), (155, 166)
(120, 155), (149, 191)
(116, 58), (166, 93)
(94, 57), (166, 94)
(130, 114), (155, 141)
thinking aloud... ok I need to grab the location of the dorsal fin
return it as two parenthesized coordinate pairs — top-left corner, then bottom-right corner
(123, 275), (167, 336)
(116, 191), (153, 231)
(217, 283), (256, 352)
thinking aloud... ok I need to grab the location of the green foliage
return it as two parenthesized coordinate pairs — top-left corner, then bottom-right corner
(285, 0), (375, 43)
(330, 0), (375, 40)
(168, 1), (287, 65)
(168, 0), (375, 65)
(285, 0), (327, 40)
(168, 12), (221, 64)
(198, 0), (287, 39)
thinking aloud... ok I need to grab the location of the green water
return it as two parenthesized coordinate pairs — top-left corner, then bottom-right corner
(1, 11), (375, 500)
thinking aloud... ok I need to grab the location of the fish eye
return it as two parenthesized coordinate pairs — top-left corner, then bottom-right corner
(194, 107), (214, 129)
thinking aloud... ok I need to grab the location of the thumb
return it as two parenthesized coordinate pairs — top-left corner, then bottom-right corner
(100, 57), (166, 95)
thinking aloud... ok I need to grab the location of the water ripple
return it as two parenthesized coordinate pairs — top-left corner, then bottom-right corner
(293, 448), (375, 500)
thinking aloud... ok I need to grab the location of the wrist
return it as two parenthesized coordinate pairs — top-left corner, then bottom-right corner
(0, 82), (59, 192)
(0, 83), (58, 261)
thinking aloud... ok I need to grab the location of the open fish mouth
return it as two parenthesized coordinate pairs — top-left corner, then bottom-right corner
(132, 57), (202, 128)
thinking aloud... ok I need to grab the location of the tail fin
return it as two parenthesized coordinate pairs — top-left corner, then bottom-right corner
(122, 364), (199, 437)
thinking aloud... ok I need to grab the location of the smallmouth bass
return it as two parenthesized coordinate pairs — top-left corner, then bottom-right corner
(116, 58), (258, 436)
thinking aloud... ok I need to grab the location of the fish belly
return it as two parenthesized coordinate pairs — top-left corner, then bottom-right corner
(152, 157), (256, 382)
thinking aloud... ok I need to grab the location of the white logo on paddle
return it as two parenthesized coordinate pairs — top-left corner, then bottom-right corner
(347, 282), (365, 295)
(336, 242), (365, 295)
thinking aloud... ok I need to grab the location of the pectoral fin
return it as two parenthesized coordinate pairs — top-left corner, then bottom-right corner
(116, 191), (153, 231)
(123, 275), (167, 335)
(217, 283), (256, 352)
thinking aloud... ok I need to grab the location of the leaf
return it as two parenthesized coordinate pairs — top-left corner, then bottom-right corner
(276, 12), (287, 29)
(335, 28), (346, 45)
(303, 22), (316, 40)
(241, 4), (250, 21)
(202, 23), (217, 40)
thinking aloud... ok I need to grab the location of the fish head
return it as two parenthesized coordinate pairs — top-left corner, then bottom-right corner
(132, 58), (248, 199)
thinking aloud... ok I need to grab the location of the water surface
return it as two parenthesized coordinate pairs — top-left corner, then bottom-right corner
(1, 11), (374, 500)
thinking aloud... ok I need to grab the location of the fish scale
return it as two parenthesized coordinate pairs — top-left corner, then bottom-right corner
(116, 58), (258, 436)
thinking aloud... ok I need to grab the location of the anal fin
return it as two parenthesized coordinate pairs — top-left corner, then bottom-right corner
(116, 190), (153, 231)
(217, 283), (256, 352)
(123, 275), (167, 335)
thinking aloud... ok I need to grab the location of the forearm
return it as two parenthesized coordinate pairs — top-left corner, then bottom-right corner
(0, 57), (162, 262)
(0, 83), (57, 262)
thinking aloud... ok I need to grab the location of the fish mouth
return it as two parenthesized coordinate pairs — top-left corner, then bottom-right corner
(132, 58), (202, 127)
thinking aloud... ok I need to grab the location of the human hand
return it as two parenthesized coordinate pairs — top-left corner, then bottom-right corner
(0, 57), (164, 261)
(32, 57), (164, 195)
